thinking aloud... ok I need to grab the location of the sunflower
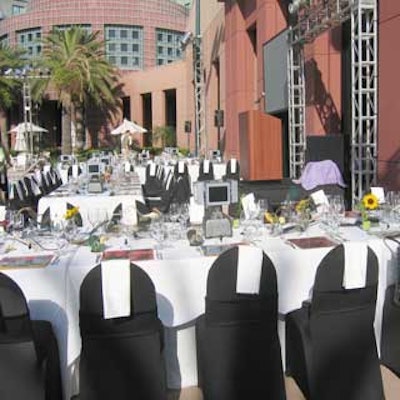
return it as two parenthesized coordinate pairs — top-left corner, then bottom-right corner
(362, 193), (379, 210)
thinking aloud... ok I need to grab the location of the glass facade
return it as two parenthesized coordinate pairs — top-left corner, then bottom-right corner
(16, 27), (42, 59)
(105, 25), (143, 70)
(155, 28), (184, 66)
(54, 24), (92, 34)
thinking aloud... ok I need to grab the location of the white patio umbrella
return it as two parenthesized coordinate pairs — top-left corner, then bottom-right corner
(111, 118), (147, 135)
(9, 122), (49, 135)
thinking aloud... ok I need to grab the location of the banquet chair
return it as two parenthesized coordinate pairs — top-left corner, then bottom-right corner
(79, 262), (167, 400)
(174, 160), (189, 178)
(285, 244), (384, 400)
(223, 158), (240, 181)
(0, 272), (62, 400)
(198, 160), (215, 181)
(196, 245), (286, 400)
(67, 165), (83, 180)
(380, 284), (400, 377)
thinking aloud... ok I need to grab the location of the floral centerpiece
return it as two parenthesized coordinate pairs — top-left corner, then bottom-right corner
(294, 197), (314, 231)
(358, 192), (379, 230)
(64, 206), (80, 221)
(63, 206), (80, 239)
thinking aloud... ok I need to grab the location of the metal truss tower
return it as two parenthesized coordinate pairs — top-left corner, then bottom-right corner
(193, 35), (206, 157)
(287, 0), (378, 206)
(287, 35), (306, 179)
(351, 0), (378, 206)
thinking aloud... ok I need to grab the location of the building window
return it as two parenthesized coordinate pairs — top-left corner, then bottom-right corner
(155, 28), (184, 66)
(105, 25), (143, 70)
(12, 5), (25, 15)
(16, 27), (42, 60)
(0, 35), (9, 47)
(54, 24), (92, 34)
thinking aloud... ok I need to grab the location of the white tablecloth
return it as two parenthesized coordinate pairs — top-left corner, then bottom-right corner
(1, 225), (397, 397)
(38, 190), (143, 227)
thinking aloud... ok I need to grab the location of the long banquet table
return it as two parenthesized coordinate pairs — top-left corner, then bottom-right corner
(1, 224), (397, 398)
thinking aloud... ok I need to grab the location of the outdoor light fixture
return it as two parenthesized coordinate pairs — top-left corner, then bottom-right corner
(180, 31), (193, 49)
(288, 0), (310, 14)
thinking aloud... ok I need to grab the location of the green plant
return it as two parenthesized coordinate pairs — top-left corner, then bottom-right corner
(152, 125), (176, 148)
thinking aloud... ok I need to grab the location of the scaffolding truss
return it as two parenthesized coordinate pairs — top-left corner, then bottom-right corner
(287, 41), (306, 178)
(287, 0), (378, 206)
(193, 36), (206, 157)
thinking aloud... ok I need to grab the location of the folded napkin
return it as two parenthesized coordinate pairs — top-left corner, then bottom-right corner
(236, 245), (263, 294)
(72, 165), (79, 179)
(230, 158), (237, 174)
(149, 162), (156, 177)
(101, 259), (131, 319)
(343, 242), (368, 289)
(203, 160), (210, 173)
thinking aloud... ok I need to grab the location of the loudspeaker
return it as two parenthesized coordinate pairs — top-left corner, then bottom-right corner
(214, 110), (224, 127)
(184, 121), (192, 133)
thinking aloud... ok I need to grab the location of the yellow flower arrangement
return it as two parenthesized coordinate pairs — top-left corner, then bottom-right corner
(362, 193), (379, 210)
(358, 193), (379, 230)
(64, 206), (80, 220)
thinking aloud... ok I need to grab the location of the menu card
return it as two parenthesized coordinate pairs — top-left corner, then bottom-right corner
(0, 253), (55, 270)
(102, 249), (155, 262)
(287, 236), (338, 249)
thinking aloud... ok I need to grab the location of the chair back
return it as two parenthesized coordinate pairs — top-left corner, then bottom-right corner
(224, 158), (240, 180)
(198, 160), (215, 181)
(0, 272), (32, 338)
(311, 244), (378, 318)
(308, 244), (382, 399)
(79, 262), (166, 400)
(197, 245), (285, 399)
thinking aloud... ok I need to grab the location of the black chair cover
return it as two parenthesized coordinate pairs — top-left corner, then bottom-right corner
(381, 284), (400, 377)
(79, 263), (166, 400)
(198, 160), (215, 181)
(0, 272), (62, 400)
(285, 244), (384, 400)
(223, 159), (240, 181)
(196, 246), (286, 400)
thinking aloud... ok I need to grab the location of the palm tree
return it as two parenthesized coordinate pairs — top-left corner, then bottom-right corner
(0, 44), (26, 145)
(38, 27), (121, 153)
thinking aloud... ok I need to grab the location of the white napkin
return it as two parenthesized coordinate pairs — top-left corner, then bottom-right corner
(241, 193), (257, 219)
(178, 161), (185, 174)
(34, 170), (42, 184)
(165, 172), (173, 190)
(0, 206), (6, 221)
(124, 161), (131, 173)
(101, 259), (131, 319)
(203, 160), (210, 174)
(149, 162), (156, 177)
(236, 246), (263, 294)
(31, 178), (42, 196)
(343, 242), (368, 289)
(230, 158), (237, 174)
(72, 165), (79, 178)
